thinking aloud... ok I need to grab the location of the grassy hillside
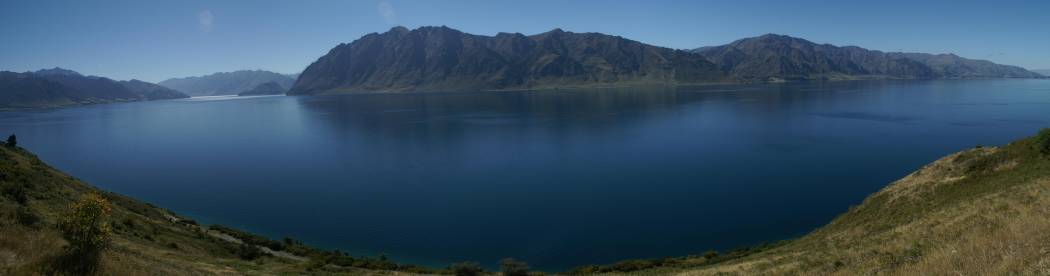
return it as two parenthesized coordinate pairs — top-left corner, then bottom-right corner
(584, 129), (1050, 275)
(0, 143), (442, 275)
(3, 129), (1050, 275)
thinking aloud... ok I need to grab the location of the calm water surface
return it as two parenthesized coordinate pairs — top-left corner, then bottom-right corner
(2, 79), (1049, 270)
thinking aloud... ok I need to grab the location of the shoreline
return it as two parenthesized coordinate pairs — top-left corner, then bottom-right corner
(287, 76), (1048, 96)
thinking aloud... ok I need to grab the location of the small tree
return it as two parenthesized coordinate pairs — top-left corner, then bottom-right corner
(237, 243), (263, 260)
(499, 258), (529, 276)
(451, 261), (484, 276)
(58, 193), (112, 272)
(702, 250), (719, 259)
(1037, 128), (1050, 155)
(5, 134), (15, 148)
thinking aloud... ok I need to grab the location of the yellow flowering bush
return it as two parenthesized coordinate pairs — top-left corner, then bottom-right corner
(59, 193), (112, 255)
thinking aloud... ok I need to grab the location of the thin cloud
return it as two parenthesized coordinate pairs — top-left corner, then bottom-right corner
(198, 10), (214, 32)
(377, 0), (396, 25)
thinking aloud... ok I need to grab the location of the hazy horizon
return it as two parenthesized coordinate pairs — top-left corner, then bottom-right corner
(2, 0), (1049, 82)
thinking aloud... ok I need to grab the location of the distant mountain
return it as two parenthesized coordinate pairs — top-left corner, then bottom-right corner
(284, 73), (300, 81)
(32, 67), (83, 77)
(694, 34), (1043, 81)
(119, 79), (189, 100)
(159, 70), (296, 96)
(288, 26), (726, 94)
(290, 28), (1042, 94)
(1034, 69), (1050, 77)
(0, 68), (188, 109)
(237, 81), (287, 96)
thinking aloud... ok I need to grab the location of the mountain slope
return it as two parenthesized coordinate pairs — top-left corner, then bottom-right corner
(0, 68), (189, 109)
(119, 80), (190, 100)
(0, 72), (79, 108)
(1030, 69), (1049, 77)
(596, 129), (1050, 275)
(237, 81), (287, 96)
(288, 26), (727, 94)
(159, 70), (296, 96)
(694, 34), (1043, 81)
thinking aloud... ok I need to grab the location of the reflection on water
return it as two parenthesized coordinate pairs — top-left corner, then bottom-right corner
(0, 79), (1048, 270)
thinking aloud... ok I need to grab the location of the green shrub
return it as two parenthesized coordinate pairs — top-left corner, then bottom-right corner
(59, 193), (112, 254)
(304, 256), (327, 271)
(500, 258), (530, 276)
(450, 261), (484, 276)
(15, 206), (40, 226)
(210, 224), (285, 251)
(57, 193), (112, 273)
(236, 243), (263, 260)
(1036, 128), (1050, 155)
(5, 134), (15, 148)
(121, 217), (137, 230)
(2, 183), (28, 205)
(703, 250), (719, 259)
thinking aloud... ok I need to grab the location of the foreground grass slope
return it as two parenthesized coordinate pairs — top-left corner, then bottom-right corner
(598, 129), (1050, 275)
(4, 129), (1050, 275)
(0, 144), (437, 275)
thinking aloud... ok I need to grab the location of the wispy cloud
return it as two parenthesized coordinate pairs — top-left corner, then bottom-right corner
(198, 10), (214, 32)
(377, 0), (396, 25)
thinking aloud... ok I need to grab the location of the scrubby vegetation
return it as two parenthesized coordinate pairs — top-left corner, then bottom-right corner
(450, 261), (485, 276)
(207, 223), (441, 273)
(56, 193), (113, 273)
(1035, 128), (1050, 155)
(499, 258), (532, 276)
(568, 241), (788, 274)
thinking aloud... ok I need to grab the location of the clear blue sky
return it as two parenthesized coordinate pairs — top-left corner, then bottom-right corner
(2, 0), (1048, 82)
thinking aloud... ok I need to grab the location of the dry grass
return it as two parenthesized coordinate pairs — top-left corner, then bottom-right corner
(644, 132), (1050, 275)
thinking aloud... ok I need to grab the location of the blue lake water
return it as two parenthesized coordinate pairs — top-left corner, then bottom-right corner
(1, 79), (1049, 270)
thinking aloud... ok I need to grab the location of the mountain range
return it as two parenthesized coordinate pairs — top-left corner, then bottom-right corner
(289, 27), (1044, 95)
(0, 68), (188, 109)
(2, 28), (1042, 105)
(1034, 69), (1050, 77)
(158, 70), (297, 96)
(693, 34), (1042, 81)
(288, 26), (727, 94)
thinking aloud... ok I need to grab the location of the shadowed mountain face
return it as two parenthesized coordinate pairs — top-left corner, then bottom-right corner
(291, 28), (1041, 94)
(237, 81), (287, 96)
(288, 26), (727, 94)
(119, 79), (189, 100)
(695, 34), (1043, 81)
(0, 68), (188, 108)
(159, 70), (296, 96)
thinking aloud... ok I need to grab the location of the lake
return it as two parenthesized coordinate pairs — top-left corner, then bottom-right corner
(2, 79), (1048, 270)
